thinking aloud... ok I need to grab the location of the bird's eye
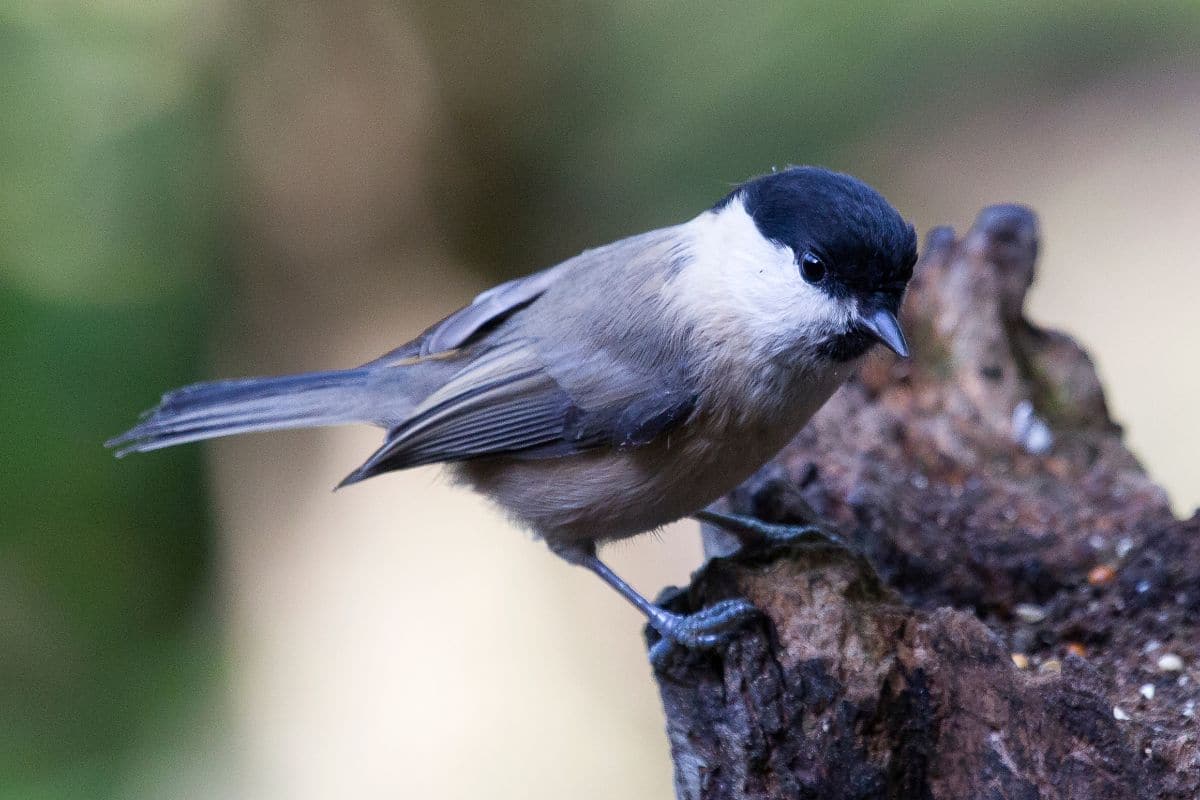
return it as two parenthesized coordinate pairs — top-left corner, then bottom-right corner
(800, 252), (827, 284)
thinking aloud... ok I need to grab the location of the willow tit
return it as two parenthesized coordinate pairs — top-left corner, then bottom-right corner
(110, 166), (917, 653)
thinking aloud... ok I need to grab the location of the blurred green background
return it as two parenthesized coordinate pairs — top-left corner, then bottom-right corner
(3, 2), (1199, 798)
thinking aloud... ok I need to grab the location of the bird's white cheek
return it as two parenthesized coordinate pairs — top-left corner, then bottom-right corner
(790, 281), (854, 333)
(665, 198), (854, 361)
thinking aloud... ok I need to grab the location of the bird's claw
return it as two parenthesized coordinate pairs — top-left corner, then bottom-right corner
(695, 507), (852, 551)
(647, 597), (760, 669)
(762, 523), (848, 549)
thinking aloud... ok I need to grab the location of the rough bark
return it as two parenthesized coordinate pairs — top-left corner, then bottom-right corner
(650, 205), (1199, 799)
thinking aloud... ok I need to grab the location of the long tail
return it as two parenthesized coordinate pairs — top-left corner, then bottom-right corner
(107, 368), (380, 456)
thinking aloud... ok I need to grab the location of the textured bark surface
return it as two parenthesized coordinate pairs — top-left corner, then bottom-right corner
(650, 206), (1200, 799)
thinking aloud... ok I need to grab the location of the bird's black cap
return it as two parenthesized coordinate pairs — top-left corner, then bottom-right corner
(718, 166), (918, 361)
(720, 166), (917, 299)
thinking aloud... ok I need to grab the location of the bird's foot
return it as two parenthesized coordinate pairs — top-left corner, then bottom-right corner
(694, 507), (851, 550)
(548, 540), (762, 669)
(646, 596), (759, 669)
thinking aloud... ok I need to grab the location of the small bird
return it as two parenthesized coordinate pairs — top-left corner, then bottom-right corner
(109, 166), (917, 654)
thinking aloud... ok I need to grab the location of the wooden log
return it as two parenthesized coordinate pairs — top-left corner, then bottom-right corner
(650, 206), (1198, 799)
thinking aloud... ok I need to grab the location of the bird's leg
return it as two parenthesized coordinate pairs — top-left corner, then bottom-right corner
(693, 506), (850, 552)
(696, 462), (852, 558)
(549, 540), (758, 661)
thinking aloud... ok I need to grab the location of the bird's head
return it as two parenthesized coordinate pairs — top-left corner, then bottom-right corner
(703, 166), (918, 364)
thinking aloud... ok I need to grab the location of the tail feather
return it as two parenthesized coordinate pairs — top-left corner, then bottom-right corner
(107, 368), (374, 456)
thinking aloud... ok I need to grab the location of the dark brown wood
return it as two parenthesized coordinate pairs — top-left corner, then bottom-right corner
(650, 206), (1199, 799)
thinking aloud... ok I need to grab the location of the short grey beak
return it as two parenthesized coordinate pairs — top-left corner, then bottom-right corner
(860, 308), (910, 358)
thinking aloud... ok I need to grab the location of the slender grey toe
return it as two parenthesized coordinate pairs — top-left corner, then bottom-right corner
(568, 548), (759, 666)
(648, 637), (677, 671)
(694, 508), (851, 550)
(647, 598), (760, 669)
(650, 598), (760, 649)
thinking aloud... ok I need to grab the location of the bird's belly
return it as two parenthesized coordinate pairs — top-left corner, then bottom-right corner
(455, 374), (846, 543)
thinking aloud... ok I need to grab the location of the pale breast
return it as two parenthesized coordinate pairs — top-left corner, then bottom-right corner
(454, 364), (851, 544)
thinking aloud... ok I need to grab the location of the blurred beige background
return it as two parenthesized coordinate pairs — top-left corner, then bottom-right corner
(4, 2), (1198, 799)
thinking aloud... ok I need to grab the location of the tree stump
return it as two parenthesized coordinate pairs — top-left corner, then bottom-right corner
(650, 205), (1199, 799)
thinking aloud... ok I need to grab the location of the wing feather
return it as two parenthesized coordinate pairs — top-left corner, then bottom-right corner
(365, 266), (563, 369)
(338, 230), (701, 486)
(338, 341), (575, 484)
(420, 267), (561, 356)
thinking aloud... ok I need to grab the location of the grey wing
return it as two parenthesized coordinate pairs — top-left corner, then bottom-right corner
(337, 338), (696, 486)
(339, 227), (697, 486)
(365, 226), (684, 368)
(420, 266), (562, 356)
(364, 265), (564, 367)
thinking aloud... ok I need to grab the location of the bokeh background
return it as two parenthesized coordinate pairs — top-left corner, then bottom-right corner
(3, 2), (1199, 798)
